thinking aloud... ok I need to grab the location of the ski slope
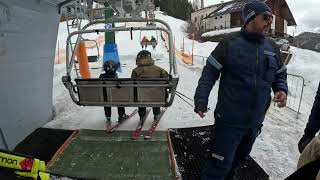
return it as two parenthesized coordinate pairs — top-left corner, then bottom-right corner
(47, 11), (320, 180)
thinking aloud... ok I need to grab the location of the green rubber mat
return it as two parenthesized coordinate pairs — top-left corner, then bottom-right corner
(47, 129), (174, 180)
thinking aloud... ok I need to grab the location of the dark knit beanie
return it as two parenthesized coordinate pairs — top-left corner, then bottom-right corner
(242, 0), (271, 25)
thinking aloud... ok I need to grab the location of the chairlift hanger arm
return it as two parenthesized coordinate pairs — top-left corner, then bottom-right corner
(66, 20), (176, 77)
(66, 26), (174, 74)
(68, 17), (176, 76)
(62, 17), (179, 108)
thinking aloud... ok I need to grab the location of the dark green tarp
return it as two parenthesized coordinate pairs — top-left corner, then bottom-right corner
(47, 129), (174, 180)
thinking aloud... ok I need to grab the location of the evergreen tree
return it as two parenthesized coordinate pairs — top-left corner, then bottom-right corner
(156, 0), (194, 20)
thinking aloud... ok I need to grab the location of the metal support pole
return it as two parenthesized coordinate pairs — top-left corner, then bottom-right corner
(192, 33), (194, 65)
(0, 129), (9, 150)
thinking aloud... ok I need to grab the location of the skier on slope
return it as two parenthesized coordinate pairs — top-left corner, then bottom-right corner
(150, 36), (157, 49)
(141, 36), (149, 50)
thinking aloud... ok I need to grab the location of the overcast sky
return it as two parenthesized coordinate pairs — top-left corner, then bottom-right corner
(203, 0), (320, 35)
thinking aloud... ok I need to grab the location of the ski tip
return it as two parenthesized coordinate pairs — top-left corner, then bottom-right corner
(105, 128), (111, 133)
(131, 132), (140, 140)
(131, 136), (139, 140)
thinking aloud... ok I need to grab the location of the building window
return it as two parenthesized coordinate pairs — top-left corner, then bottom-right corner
(221, 25), (223, 29)
(201, 15), (204, 20)
(214, 26), (217, 30)
(194, 17), (197, 22)
(236, 20), (240, 26)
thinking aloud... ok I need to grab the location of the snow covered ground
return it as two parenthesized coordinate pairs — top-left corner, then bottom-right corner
(47, 11), (320, 180)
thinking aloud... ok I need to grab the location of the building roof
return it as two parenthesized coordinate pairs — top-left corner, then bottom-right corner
(278, 0), (296, 26)
(192, 1), (226, 13)
(205, 0), (247, 18)
(204, 0), (296, 26)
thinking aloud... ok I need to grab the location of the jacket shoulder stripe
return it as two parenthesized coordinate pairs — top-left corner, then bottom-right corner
(264, 50), (276, 56)
(208, 55), (223, 70)
(276, 65), (287, 74)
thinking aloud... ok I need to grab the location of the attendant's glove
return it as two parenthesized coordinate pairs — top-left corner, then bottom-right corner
(298, 128), (316, 153)
(194, 104), (208, 118)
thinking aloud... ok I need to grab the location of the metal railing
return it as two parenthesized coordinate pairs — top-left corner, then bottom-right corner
(192, 55), (207, 67)
(286, 73), (305, 119)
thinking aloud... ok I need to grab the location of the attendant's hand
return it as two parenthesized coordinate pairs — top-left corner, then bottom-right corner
(273, 91), (287, 108)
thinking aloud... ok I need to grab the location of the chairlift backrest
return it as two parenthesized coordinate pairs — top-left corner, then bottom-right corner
(74, 78), (178, 107)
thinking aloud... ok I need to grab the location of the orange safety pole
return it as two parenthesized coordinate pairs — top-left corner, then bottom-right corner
(76, 41), (91, 78)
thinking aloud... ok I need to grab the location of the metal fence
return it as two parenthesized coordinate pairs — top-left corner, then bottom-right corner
(192, 55), (207, 67)
(286, 73), (305, 119)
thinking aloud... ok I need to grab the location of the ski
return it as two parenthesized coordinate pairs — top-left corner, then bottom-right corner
(106, 109), (138, 133)
(144, 108), (167, 139)
(105, 118), (112, 132)
(131, 108), (151, 140)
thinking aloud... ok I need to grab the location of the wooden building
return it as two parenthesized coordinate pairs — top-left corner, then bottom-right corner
(191, 0), (296, 37)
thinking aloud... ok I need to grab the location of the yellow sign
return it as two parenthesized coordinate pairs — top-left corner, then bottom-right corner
(0, 151), (50, 180)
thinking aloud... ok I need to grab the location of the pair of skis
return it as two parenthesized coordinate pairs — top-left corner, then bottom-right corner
(106, 109), (138, 133)
(105, 108), (166, 140)
(131, 108), (167, 140)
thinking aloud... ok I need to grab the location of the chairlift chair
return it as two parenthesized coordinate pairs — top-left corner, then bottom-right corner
(140, 41), (157, 49)
(272, 37), (293, 65)
(74, 38), (100, 63)
(139, 30), (158, 49)
(62, 18), (179, 107)
(82, 38), (100, 62)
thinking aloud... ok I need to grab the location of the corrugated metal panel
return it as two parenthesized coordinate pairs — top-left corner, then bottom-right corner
(0, 0), (60, 149)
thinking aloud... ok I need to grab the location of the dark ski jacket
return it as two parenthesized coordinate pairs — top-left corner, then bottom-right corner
(194, 28), (288, 128)
(99, 72), (118, 79)
(131, 57), (168, 78)
(305, 82), (320, 135)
